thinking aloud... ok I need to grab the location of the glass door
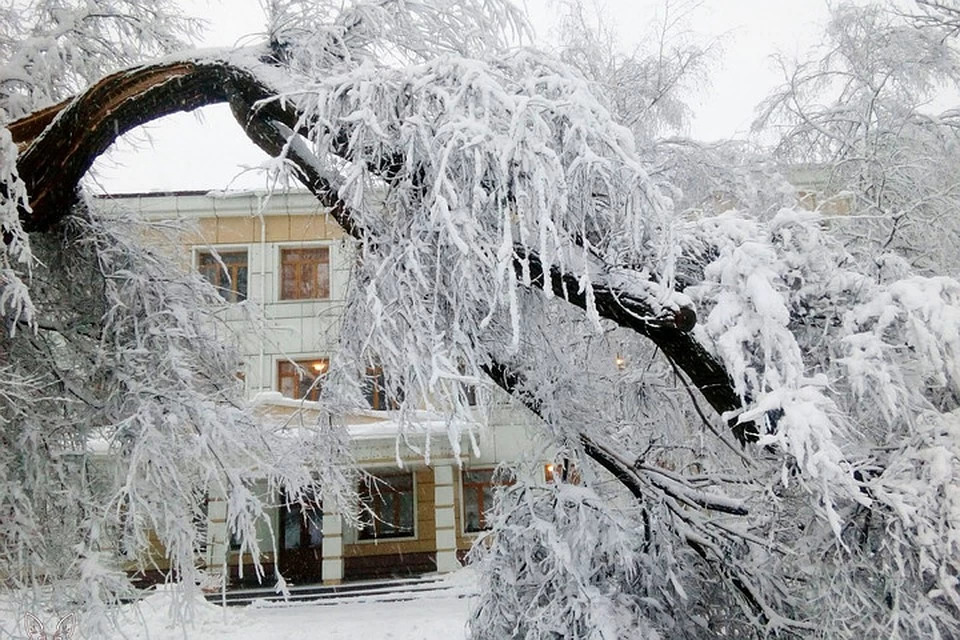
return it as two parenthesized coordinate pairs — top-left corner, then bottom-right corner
(278, 488), (324, 584)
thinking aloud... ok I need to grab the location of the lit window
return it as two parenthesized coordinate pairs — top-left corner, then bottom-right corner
(462, 468), (513, 533)
(278, 359), (328, 401)
(198, 250), (248, 303)
(280, 247), (330, 300)
(358, 472), (415, 539)
(545, 461), (580, 485)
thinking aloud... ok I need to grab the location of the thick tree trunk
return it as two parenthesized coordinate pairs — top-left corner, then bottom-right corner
(14, 62), (231, 230)
(518, 248), (755, 442)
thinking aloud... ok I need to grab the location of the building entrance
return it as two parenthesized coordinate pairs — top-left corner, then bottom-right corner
(278, 488), (324, 584)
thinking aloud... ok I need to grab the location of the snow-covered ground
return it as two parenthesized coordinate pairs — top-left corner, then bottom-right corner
(109, 590), (472, 640)
(2, 572), (476, 639)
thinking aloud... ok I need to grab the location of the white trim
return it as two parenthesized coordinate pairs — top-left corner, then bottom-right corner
(191, 243), (251, 257)
(100, 190), (327, 221)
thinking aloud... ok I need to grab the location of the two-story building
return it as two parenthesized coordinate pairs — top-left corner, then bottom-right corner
(97, 190), (552, 588)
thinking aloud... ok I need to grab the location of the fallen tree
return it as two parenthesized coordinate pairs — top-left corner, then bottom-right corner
(3, 1), (960, 637)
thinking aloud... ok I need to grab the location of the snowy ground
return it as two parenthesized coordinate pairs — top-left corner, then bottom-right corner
(108, 590), (473, 640)
(1, 572), (476, 639)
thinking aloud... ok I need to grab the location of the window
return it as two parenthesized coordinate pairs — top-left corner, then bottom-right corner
(358, 472), (415, 540)
(280, 247), (330, 300)
(545, 461), (581, 485)
(198, 250), (248, 303)
(364, 366), (403, 410)
(280, 488), (323, 551)
(194, 494), (209, 555)
(278, 358), (328, 401)
(462, 468), (513, 533)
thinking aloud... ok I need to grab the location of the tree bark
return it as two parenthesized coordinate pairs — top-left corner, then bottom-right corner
(518, 248), (754, 442)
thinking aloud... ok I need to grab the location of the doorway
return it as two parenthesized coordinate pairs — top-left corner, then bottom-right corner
(278, 488), (324, 584)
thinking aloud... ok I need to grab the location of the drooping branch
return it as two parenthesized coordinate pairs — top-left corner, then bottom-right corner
(227, 94), (681, 510)
(209, 99), (757, 516)
(518, 248), (755, 443)
(9, 53), (752, 443)
(226, 89), (360, 239)
(480, 361), (748, 516)
(480, 360), (770, 623)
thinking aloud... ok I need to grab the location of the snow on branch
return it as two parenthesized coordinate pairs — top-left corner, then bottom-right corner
(0, 125), (34, 334)
(0, 0), (201, 118)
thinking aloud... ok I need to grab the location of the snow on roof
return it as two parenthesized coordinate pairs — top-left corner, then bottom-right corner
(252, 391), (479, 441)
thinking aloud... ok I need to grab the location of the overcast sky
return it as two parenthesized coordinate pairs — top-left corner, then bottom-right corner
(90, 0), (831, 194)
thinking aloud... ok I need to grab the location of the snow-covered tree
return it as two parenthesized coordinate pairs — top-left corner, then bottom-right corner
(0, 1), (358, 634)
(554, 0), (713, 142)
(755, 1), (960, 276)
(2, 0), (960, 638)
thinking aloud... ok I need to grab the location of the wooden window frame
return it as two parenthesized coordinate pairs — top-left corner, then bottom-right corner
(279, 245), (331, 301)
(545, 461), (581, 485)
(358, 471), (416, 540)
(277, 358), (329, 402)
(197, 248), (248, 303)
(364, 366), (403, 411)
(279, 487), (323, 551)
(461, 468), (513, 534)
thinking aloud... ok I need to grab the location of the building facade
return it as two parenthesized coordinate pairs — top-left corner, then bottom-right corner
(100, 190), (550, 588)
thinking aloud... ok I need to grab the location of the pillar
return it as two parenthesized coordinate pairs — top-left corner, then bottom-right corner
(321, 497), (344, 585)
(204, 485), (229, 588)
(433, 464), (460, 573)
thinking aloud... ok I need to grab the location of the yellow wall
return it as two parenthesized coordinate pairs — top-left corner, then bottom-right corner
(183, 213), (344, 246)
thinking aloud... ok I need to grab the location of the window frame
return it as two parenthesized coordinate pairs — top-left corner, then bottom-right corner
(357, 470), (417, 541)
(195, 247), (249, 303)
(279, 487), (324, 551)
(460, 467), (514, 535)
(363, 366), (403, 411)
(544, 461), (581, 485)
(277, 357), (329, 402)
(278, 244), (332, 301)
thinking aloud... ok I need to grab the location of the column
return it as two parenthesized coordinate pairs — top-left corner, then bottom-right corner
(321, 497), (344, 585)
(204, 485), (229, 589)
(433, 464), (460, 573)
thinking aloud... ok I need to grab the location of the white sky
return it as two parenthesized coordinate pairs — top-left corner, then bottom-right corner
(90, 0), (831, 194)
